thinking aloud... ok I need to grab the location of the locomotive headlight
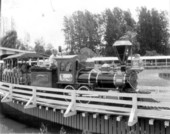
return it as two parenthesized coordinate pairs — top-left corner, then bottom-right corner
(127, 71), (138, 90)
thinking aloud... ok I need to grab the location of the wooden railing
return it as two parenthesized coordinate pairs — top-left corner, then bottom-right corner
(0, 81), (170, 127)
(2, 73), (31, 85)
(2, 74), (20, 84)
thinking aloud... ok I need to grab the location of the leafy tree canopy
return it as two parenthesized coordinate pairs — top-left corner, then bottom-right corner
(103, 8), (136, 56)
(0, 30), (33, 51)
(34, 39), (45, 54)
(1, 30), (18, 48)
(63, 10), (103, 54)
(45, 43), (54, 56)
(63, 7), (170, 56)
(137, 7), (169, 55)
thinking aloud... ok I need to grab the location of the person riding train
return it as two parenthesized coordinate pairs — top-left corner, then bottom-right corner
(49, 48), (58, 68)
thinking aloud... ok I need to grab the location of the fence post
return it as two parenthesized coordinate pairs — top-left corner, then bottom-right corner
(64, 90), (77, 117)
(1, 84), (12, 102)
(128, 94), (138, 126)
(24, 87), (37, 109)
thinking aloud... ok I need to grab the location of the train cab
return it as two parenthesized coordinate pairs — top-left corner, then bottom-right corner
(54, 55), (79, 86)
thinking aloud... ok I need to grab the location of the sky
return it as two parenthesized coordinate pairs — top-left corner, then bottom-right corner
(1, 0), (170, 49)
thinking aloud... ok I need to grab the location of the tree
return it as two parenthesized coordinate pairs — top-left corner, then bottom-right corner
(0, 30), (32, 51)
(103, 8), (136, 56)
(63, 16), (75, 54)
(122, 31), (139, 54)
(45, 43), (54, 56)
(63, 10), (103, 54)
(137, 7), (169, 55)
(16, 40), (26, 50)
(34, 39), (45, 54)
(1, 30), (18, 48)
(123, 10), (136, 31)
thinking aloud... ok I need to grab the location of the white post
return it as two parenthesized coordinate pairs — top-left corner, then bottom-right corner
(64, 90), (77, 117)
(37, 58), (39, 66)
(29, 58), (31, 65)
(128, 94), (138, 126)
(24, 87), (36, 109)
(1, 84), (12, 102)
(155, 59), (157, 68)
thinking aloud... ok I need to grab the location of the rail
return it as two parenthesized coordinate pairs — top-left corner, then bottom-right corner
(2, 73), (20, 84)
(0, 81), (170, 127)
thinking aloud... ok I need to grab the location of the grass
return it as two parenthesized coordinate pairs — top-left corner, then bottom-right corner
(138, 69), (170, 87)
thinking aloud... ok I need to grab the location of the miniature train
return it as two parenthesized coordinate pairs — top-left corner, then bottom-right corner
(1, 39), (143, 93)
(30, 39), (143, 93)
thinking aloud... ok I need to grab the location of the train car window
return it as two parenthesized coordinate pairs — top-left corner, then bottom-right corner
(157, 59), (166, 66)
(108, 61), (112, 64)
(95, 61), (98, 64)
(148, 60), (155, 66)
(60, 62), (65, 71)
(76, 60), (79, 70)
(114, 60), (119, 64)
(66, 62), (72, 72)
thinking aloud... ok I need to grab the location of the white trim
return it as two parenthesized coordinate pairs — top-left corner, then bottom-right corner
(96, 72), (100, 83)
(0, 47), (35, 53)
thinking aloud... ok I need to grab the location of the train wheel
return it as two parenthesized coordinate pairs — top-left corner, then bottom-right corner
(77, 86), (91, 104)
(64, 85), (75, 102)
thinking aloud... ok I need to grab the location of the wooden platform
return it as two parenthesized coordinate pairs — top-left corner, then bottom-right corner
(0, 82), (170, 133)
(1, 101), (170, 134)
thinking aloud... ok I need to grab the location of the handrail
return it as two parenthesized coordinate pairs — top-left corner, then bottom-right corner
(0, 81), (170, 127)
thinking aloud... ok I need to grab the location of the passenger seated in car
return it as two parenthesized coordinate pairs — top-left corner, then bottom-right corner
(49, 49), (58, 68)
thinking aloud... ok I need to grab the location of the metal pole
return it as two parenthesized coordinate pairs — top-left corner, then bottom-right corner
(0, 0), (1, 51)
(0, 0), (1, 39)
(0, 0), (1, 60)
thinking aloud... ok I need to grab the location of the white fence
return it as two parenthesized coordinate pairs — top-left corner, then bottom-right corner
(0, 82), (170, 127)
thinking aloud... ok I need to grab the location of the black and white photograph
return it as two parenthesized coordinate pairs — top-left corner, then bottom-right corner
(0, 0), (170, 133)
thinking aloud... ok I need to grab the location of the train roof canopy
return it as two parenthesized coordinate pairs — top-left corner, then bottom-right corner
(113, 40), (132, 46)
(54, 55), (78, 60)
(0, 47), (35, 56)
(4, 53), (48, 60)
(0, 47), (36, 59)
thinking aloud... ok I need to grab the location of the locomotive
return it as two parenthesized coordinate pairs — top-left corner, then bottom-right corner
(31, 39), (143, 93)
(58, 39), (141, 92)
(77, 40), (139, 92)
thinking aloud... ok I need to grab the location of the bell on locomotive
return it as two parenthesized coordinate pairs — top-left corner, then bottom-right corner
(112, 39), (138, 92)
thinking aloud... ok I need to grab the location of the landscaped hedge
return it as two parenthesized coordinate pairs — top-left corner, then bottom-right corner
(159, 73), (170, 80)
